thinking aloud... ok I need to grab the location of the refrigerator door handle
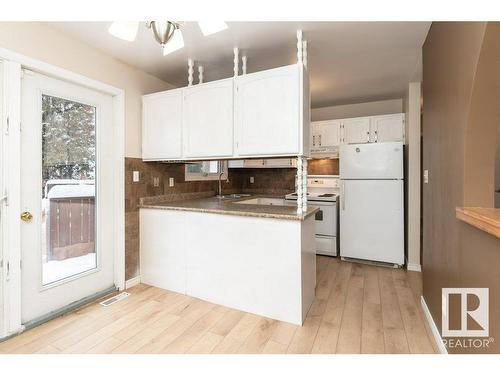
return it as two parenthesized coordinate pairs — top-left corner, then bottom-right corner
(341, 181), (345, 210)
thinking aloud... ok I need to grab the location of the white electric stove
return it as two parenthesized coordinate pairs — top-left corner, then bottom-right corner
(285, 175), (340, 257)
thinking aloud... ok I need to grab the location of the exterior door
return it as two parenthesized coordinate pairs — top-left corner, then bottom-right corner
(341, 117), (371, 144)
(20, 71), (115, 324)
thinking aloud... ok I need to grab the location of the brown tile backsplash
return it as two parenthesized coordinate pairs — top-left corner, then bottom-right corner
(124, 157), (339, 279)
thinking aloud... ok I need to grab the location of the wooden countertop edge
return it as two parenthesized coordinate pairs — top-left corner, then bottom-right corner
(456, 207), (500, 239)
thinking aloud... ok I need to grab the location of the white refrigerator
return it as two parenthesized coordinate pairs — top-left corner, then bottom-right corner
(339, 142), (404, 265)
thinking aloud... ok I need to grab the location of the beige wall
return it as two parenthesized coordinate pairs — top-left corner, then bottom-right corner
(311, 98), (403, 121)
(0, 22), (174, 158)
(422, 21), (500, 353)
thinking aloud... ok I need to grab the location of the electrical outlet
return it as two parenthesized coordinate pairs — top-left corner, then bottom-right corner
(132, 171), (140, 182)
(169, 177), (174, 187)
(423, 170), (429, 184)
(153, 177), (160, 187)
(250, 176), (254, 184)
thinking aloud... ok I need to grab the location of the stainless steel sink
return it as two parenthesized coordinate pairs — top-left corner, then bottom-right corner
(232, 197), (289, 206)
(216, 193), (252, 200)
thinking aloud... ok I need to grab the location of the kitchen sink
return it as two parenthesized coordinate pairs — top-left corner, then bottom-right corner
(217, 194), (252, 200)
(233, 197), (290, 206)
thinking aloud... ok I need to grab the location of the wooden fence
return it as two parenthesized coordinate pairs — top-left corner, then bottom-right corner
(47, 197), (95, 261)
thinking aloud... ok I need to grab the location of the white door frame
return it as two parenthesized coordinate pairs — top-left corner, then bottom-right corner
(0, 47), (125, 339)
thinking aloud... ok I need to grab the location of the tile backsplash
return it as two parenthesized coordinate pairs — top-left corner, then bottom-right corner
(124, 157), (339, 279)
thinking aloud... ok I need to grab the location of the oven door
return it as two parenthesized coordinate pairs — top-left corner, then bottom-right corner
(311, 201), (336, 236)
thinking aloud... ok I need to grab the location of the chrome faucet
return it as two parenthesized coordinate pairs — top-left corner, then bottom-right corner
(217, 160), (224, 198)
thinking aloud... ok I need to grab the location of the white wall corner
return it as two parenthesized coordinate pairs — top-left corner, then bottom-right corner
(420, 296), (448, 354)
(125, 276), (141, 290)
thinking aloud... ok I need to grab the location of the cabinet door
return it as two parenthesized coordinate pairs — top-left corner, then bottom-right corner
(310, 122), (322, 152)
(183, 79), (234, 158)
(341, 117), (371, 144)
(235, 65), (300, 156)
(264, 158), (296, 168)
(317, 120), (341, 148)
(370, 114), (405, 143)
(244, 159), (266, 168)
(142, 89), (183, 160)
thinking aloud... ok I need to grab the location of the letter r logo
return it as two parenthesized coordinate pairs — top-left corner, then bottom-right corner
(442, 288), (489, 337)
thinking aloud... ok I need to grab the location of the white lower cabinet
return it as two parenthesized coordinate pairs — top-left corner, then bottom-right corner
(140, 209), (186, 294)
(140, 208), (316, 325)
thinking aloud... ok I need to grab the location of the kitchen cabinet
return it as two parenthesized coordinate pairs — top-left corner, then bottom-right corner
(228, 158), (297, 168)
(326, 113), (405, 146)
(341, 117), (371, 144)
(183, 79), (234, 158)
(142, 89), (183, 160)
(370, 114), (405, 143)
(142, 63), (309, 161)
(311, 120), (341, 155)
(234, 64), (309, 157)
(264, 158), (297, 168)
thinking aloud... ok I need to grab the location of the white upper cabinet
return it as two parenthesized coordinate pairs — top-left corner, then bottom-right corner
(311, 120), (341, 154)
(183, 79), (234, 158)
(142, 89), (183, 160)
(341, 117), (371, 144)
(234, 64), (307, 157)
(370, 114), (405, 143)
(142, 63), (309, 161)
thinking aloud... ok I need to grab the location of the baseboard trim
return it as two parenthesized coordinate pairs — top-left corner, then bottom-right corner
(420, 295), (448, 354)
(407, 263), (422, 272)
(125, 276), (141, 289)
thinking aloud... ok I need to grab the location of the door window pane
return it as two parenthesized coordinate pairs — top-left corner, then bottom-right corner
(41, 94), (97, 286)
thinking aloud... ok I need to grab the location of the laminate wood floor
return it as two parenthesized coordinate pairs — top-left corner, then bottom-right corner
(0, 256), (438, 354)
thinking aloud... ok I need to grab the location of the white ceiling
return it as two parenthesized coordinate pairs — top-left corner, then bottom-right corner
(49, 22), (430, 108)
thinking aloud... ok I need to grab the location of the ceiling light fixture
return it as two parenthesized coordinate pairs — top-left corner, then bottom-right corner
(198, 21), (228, 36)
(108, 21), (228, 55)
(162, 27), (184, 55)
(108, 21), (139, 42)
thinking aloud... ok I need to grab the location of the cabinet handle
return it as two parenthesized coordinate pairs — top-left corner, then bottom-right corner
(375, 130), (378, 143)
(319, 135), (322, 146)
(366, 131), (370, 143)
(312, 135), (316, 146)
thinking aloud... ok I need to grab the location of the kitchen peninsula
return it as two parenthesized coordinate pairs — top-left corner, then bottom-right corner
(139, 194), (318, 325)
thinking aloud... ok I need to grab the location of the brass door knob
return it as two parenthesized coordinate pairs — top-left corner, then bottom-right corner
(20, 211), (33, 222)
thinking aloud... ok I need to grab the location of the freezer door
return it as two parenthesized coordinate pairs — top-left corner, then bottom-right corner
(339, 142), (403, 179)
(339, 180), (404, 265)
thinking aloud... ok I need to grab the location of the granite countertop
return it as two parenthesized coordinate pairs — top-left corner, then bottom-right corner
(140, 194), (319, 221)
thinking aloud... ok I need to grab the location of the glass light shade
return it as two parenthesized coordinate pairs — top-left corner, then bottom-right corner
(198, 21), (228, 36)
(108, 22), (139, 41)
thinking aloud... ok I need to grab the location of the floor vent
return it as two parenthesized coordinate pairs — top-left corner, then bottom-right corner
(100, 292), (130, 307)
